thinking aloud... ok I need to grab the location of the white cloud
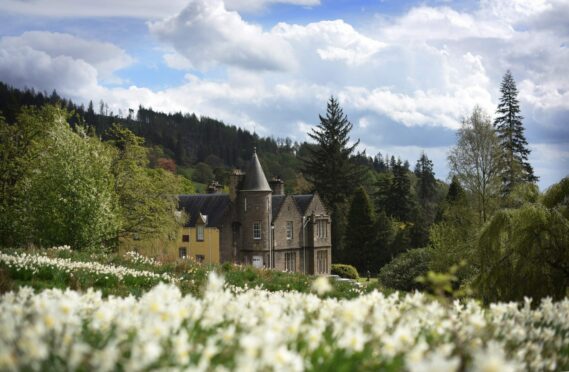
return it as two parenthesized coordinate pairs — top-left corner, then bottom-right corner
(0, 32), (133, 83)
(381, 6), (512, 42)
(0, 45), (99, 98)
(0, 0), (319, 18)
(149, 0), (296, 72)
(274, 20), (386, 66)
(151, 2), (383, 72)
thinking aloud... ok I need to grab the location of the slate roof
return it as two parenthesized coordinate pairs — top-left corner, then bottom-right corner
(271, 195), (286, 219)
(292, 194), (314, 215)
(241, 151), (271, 192)
(178, 194), (230, 227)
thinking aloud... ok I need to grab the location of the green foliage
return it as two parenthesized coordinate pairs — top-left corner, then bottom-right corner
(476, 177), (569, 303)
(387, 159), (414, 221)
(344, 187), (376, 273)
(428, 221), (477, 286)
(192, 162), (214, 184)
(7, 106), (119, 249)
(429, 179), (478, 287)
(414, 153), (437, 206)
(494, 70), (537, 192)
(105, 124), (187, 242)
(378, 248), (431, 292)
(446, 175), (465, 204)
(302, 96), (365, 257)
(541, 177), (569, 218)
(0, 108), (52, 246)
(331, 264), (359, 279)
(448, 106), (503, 223)
(416, 263), (472, 303)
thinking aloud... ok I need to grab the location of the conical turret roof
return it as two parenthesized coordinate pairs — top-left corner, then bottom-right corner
(241, 149), (271, 192)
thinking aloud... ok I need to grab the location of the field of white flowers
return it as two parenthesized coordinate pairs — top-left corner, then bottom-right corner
(0, 250), (173, 282)
(1, 268), (568, 371)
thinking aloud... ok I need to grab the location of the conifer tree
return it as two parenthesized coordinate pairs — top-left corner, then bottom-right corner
(446, 175), (465, 204)
(302, 96), (364, 258)
(387, 159), (414, 221)
(345, 187), (376, 274)
(414, 152), (437, 206)
(494, 70), (537, 193)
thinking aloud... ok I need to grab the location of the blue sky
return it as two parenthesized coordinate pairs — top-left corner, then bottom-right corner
(0, 0), (568, 189)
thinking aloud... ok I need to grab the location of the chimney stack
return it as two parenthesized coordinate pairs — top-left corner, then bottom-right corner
(269, 177), (285, 196)
(206, 180), (223, 194)
(229, 169), (244, 202)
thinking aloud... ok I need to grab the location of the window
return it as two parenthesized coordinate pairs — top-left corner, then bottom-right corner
(179, 248), (187, 259)
(195, 254), (205, 263)
(316, 220), (328, 239)
(197, 225), (204, 241)
(316, 250), (328, 274)
(284, 252), (296, 272)
(244, 197), (247, 212)
(253, 222), (261, 239)
(182, 234), (189, 242)
(286, 221), (293, 240)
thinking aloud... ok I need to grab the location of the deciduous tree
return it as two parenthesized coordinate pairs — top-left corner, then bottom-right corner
(448, 107), (503, 223)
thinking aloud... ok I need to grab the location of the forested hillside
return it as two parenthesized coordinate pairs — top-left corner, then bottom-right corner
(0, 82), (308, 192)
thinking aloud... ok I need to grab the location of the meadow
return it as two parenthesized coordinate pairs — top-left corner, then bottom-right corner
(1, 247), (568, 371)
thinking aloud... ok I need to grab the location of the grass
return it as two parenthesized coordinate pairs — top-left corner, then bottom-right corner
(0, 247), (370, 299)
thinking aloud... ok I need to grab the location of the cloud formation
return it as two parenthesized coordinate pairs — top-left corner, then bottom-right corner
(150, 0), (295, 72)
(0, 31), (135, 100)
(0, 0), (567, 187)
(0, 0), (319, 18)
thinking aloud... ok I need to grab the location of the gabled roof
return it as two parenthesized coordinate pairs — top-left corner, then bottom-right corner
(241, 150), (271, 192)
(178, 194), (230, 227)
(292, 194), (314, 215)
(271, 195), (286, 219)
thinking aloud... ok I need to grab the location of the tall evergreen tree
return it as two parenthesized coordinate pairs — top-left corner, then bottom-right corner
(494, 70), (537, 193)
(387, 159), (414, 221)
(302, 96), (364, 259)
(345, 187), (376, 274)
(414, 152), (437, 207)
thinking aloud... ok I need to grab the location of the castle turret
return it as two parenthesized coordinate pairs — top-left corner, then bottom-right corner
(238, 148), (273, 268)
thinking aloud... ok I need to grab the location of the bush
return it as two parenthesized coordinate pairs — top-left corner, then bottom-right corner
(378, 248), (431, 291)
(331, 264), (359, 279)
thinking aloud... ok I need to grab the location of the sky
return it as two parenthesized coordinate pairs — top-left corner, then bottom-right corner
(0, 0), (568, 189)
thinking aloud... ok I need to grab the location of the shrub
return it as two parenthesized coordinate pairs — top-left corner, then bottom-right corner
(378, 248), (430, 291)
(331, 264), (359, 279)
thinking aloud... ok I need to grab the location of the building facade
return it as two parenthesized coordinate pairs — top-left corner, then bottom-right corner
(178, 150), (332, 274)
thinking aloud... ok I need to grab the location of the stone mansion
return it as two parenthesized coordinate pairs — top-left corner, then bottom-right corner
(177, 150), (332, 274)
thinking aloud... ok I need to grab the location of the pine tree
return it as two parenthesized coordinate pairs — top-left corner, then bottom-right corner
(302, 96), (364, 259)
(494, 70), (538, 193)
(387, 159), (414, 221)
(414, 152), (437, 206)
(446, 175), (465, 204)
(345, 187), (376, 274)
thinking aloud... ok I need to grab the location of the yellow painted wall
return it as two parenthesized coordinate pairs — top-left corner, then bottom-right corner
(175, 227), (220, 264)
